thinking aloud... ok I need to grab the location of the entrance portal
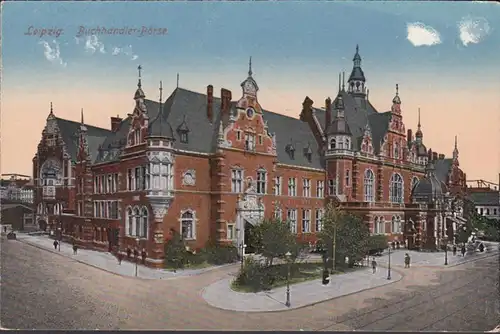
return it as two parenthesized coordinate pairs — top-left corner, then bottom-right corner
(244, 221), (255, 254)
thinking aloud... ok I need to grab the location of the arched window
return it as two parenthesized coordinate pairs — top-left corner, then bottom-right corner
(329, 138), (336, 150)
(133, 207), (140, 237)
(126, 207), (133, 236)
(391, 216), (401, 233)
(180, 210), (196, 240)
(389, 173), (404, 203)
(411, 176), (419, 192)
(374, 216), (385, 234)
(394, 142), (400, 159)
(364, 169), (375, 202)
(345, 138), (350, 150)
(140, 207), (149, 238)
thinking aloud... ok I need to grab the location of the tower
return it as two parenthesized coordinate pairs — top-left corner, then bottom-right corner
(347, 45), (367, 101)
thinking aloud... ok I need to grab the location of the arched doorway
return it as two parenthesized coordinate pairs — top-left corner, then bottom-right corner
(244, 221), (255, 254)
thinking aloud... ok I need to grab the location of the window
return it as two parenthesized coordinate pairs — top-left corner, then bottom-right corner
(181, 210), (196, 240)
(101, 201), (106, 218)
(180, 132), (188, 143)
(364, 169), (375, 202)
(134, 129), (141, 145)
(316, 180), (324, 198)
(394, 142), (400, 159)
(94, 176), (98, 193)
(345, 138), (350, 150)
(93, 201), (98, 217)
(486, 208), (490, 215)
(245, 133), (255, 151)
(302, 209), (311, 233)
(236, 131), (241, 141)
(78, 201), (83, 216)
(257, 170), (267, 194)
(288, 178), (297, 196)
(140, 207), (148, 238)
(328, 179), (337, 196)
(134, 167), (141, 190)
(315, 209), (323, 232)
(391, 216), (401, 233)
(258, 135), (263, 145)
(112, 173), (118, 192)
(303, 179), (311, 197)
(389, 173), (404, 203)
(480, 208), (484, 215)
(494, 208), (498, 216)
(100, 175), (105, 193)
(274, 176), (282, 196)
(411, 177), (419, 192)
(231, 169), (243, 193)
(345, 170), (350, 187)
(133, 207), (140, 237)
(227, 224), (235, 240)
(374, 217), (385, 234)
(107, 201), (112, 218)
(287, 209), (297, 234)
(274, 207), (282, 220)
(126, 207), (133, 236)
(329, 138), (336, 150)
(127, 169), (133, 191)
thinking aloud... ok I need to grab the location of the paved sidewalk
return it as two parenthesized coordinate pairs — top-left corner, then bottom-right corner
(14, 233), (234, 280)
(375, 242), (499, 268)
(202, 266), (402, 312)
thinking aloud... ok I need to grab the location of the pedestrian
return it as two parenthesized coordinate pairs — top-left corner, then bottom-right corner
(404, 253), (411, 268)
(453, 245), (457, 256)
(73, 244), (78, 255)
(371, 258), (377, 274)
(141, 249), (147, 265)
(479, 243), (484, 252)
(3, 226), (7, 233)
(396, 241), (400, 249)
(53, 240), (59, 250)
(391, 241), (396, 250)
(461, 245), (466, 257)
(133, 248), (139, 259)
(117, 252), (123, 265)
(126, 247), (132, 259)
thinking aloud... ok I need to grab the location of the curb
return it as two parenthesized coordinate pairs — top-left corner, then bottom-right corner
(202, 266), (404, 313)
(16, 238), (237, 280)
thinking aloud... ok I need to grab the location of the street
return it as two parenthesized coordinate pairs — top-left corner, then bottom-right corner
(1, 238), (499, 331)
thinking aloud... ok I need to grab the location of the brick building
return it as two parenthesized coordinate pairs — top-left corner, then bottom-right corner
(32, 46), (467, 266)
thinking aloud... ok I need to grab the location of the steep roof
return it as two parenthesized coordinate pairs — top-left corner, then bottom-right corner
(469, 191), (500, 206)
(434, 158), (453, 184)
(93, 87), (323, 169)
(54, 117), (112, 162)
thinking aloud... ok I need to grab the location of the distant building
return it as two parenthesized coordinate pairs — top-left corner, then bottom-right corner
(32, 46), (468, 266)
(0, 203), (35, 231)
(467, 174), (500, 220)
(0, 174), (34, 204)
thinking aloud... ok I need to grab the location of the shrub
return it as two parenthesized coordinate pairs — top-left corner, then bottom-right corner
(234, 257), (275, 292)
(204, 243), (239, 265)
(164, 231), (188, 269)
(367, 235), (388, 255)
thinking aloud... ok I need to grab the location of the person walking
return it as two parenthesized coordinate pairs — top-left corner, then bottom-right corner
(53, 240), (59, 250)
(141, 249), (147, 265)
(461, 245), (466, 257)
(117, 251), (123, 265)
(371, 258), (377, 274)
(404, 253), (411, 268)
(73, 243), (78, 255)
(453, 245), (457, 256)
(126, 247), (132, 259)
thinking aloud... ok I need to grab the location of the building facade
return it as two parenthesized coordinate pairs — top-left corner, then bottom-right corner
(468, 174), (500, 221)
(32, 47), (467, 266)
(1, 174), (34, 204)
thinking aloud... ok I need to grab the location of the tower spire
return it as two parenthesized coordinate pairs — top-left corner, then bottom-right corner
(392, 83), (401, 104)
(248, 56), (253, 77)
(80, 108), (84, 124)
(338, 73), (341, 92)
(342, 71), (345, 91)
(418, 108), (421, 128)
(176, 73), (179, 88)
(159, 81), (163, 136)
(50, 102), (53, 114)
(415, 108), (423, 141)
(453, 135), (459, 161)
(137, 65), (142, 88)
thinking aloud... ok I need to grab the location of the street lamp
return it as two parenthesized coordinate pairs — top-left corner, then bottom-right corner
(285, 251), (292, 307)
(387, 246), (391, 280)
(240, 244), (247, 270)
(135, 237), (140, 277)
(444, 238), (448, 265)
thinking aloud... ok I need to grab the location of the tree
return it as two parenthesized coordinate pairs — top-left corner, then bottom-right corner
(249, 218), (297, 266)
(367, 234), (389, 255)
(164, 230), (187, 269)
(318, 201), (370, 269)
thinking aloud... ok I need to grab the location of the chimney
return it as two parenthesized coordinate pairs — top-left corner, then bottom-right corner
(207, 85), (214, 122)
(438, 153), (445, 160)
(428, 148), (433, 160)
(220, 88), (232, 114)
(432, 152), (438, 162)
(407, 129), (413, 144)
(110, 115), (122, 132)
(325, 98), (332, 126)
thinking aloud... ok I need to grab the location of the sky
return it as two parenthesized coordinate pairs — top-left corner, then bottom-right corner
(2, 1), (500, 184)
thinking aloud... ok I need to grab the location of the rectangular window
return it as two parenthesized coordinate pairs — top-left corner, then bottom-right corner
(258, 135), (263, 145)
(274, 207), (282, 220)
(302, 209), (311, 233)
(107, 201), (112, 219)
(112, 173), (118, 193)
(480, 208), (484, 215)
(134, 167), (141, 190)
(315, 209), (323, 232)
(94, 176), (99, 194)
(345, 170), (350, 187)
(236, 131), (241, 141)
(227, 224), (235, 240)
(78, 201), (83, 216)
(107, 175), (112, 193)
(257, 170), (266, 194)
(316, 180), (324, 198)
(274, 176), (282, 196)
(100, 201), (105, 218)
(231, 169), (243, 193)
(127, 169), (133, 191)
(288, 178), (297, 197)
(287, 209), (297, 234)
(141, 166), (147, 190)
(328, 179), (337, 195)
(100, 175), (105, 193)
(302, 179), (311, 197)
(494, 208), (498, 215)
(93, 201), (99, 218)
(245, 133), (255, 151)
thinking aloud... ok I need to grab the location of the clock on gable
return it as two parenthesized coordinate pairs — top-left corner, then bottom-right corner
(246, 108), (255, 119)
(243, 79), (257, 95)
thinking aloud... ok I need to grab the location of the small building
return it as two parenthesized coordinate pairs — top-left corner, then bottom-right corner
(0, 204), (35, 231)
(467, 174), (500, 221)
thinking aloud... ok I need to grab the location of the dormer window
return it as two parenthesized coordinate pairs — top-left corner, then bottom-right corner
(177, 116), (190, 144)
(345, 138), (350, 150)
(134, 129), (141, 145)
(286, 142), (295, 159)
(304, 144), (313, 162)
(329, 138), (336, 150)
(180, 132), (188, 143)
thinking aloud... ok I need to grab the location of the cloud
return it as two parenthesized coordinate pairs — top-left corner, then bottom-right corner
(110, 44), (139, 61)
(84, 35), (106, 54)
(38, 40), (67, 67)
(406, 22), (442, 47)
(458, 16), (491, 46)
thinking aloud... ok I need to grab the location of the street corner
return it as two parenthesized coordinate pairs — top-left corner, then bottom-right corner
(201, 266), (404, 313)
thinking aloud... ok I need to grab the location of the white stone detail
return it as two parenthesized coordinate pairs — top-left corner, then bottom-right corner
(182, 169), (196, 186)
(149, 199), (171, 222)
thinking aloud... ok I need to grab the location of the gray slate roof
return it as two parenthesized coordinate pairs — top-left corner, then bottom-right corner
(93, 88), (323, 169)
(411, 162), (448, 203)
(469, 191), (500, 206)
(54, 117), (112, 163)
(434, 158), (453, 184)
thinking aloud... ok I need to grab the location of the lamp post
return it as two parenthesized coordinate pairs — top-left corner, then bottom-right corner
(387, 246), (391, 280)
(240, 243), (247, 270)
(135, 237), (140, 277)
(285, 251), (291, 307)
(444, 238), (448, 265)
